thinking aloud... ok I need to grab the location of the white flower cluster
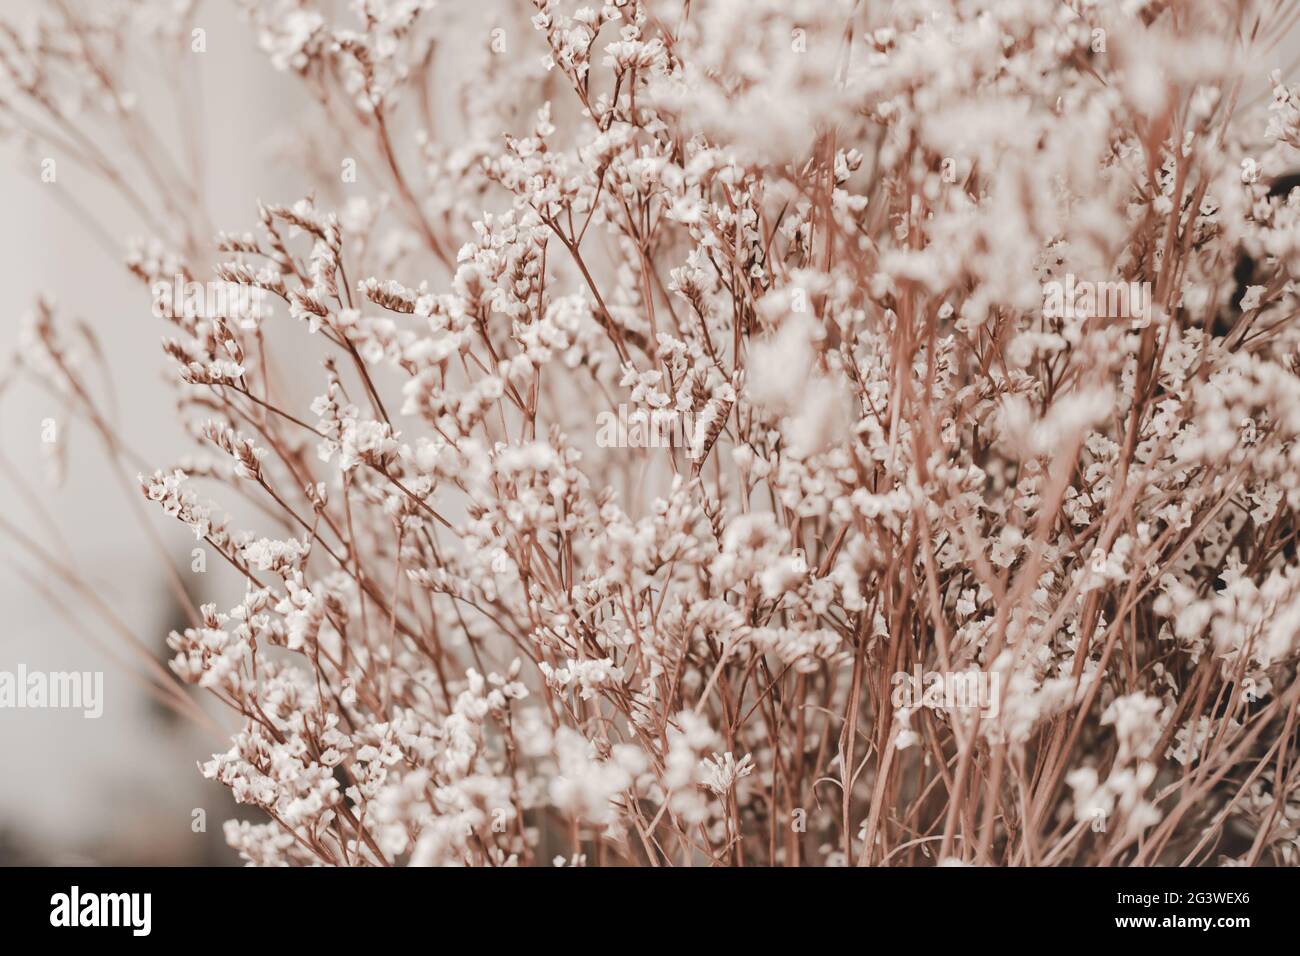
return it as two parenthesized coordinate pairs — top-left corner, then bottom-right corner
(9, 0), (1300, 866)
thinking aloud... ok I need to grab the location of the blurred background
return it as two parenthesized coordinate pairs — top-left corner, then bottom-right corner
(0, 0), (312, 865)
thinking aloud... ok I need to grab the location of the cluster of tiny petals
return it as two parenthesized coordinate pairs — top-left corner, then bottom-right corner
(11, 0), (1300, 867)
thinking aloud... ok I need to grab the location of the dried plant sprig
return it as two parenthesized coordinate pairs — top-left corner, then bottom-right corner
(6, 0), (1300, 868)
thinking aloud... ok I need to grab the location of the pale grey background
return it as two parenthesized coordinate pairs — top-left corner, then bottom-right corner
(0, 0), (307, 864)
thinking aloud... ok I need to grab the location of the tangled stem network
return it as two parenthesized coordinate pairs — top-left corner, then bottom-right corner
(6, 0), (1300, 867)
